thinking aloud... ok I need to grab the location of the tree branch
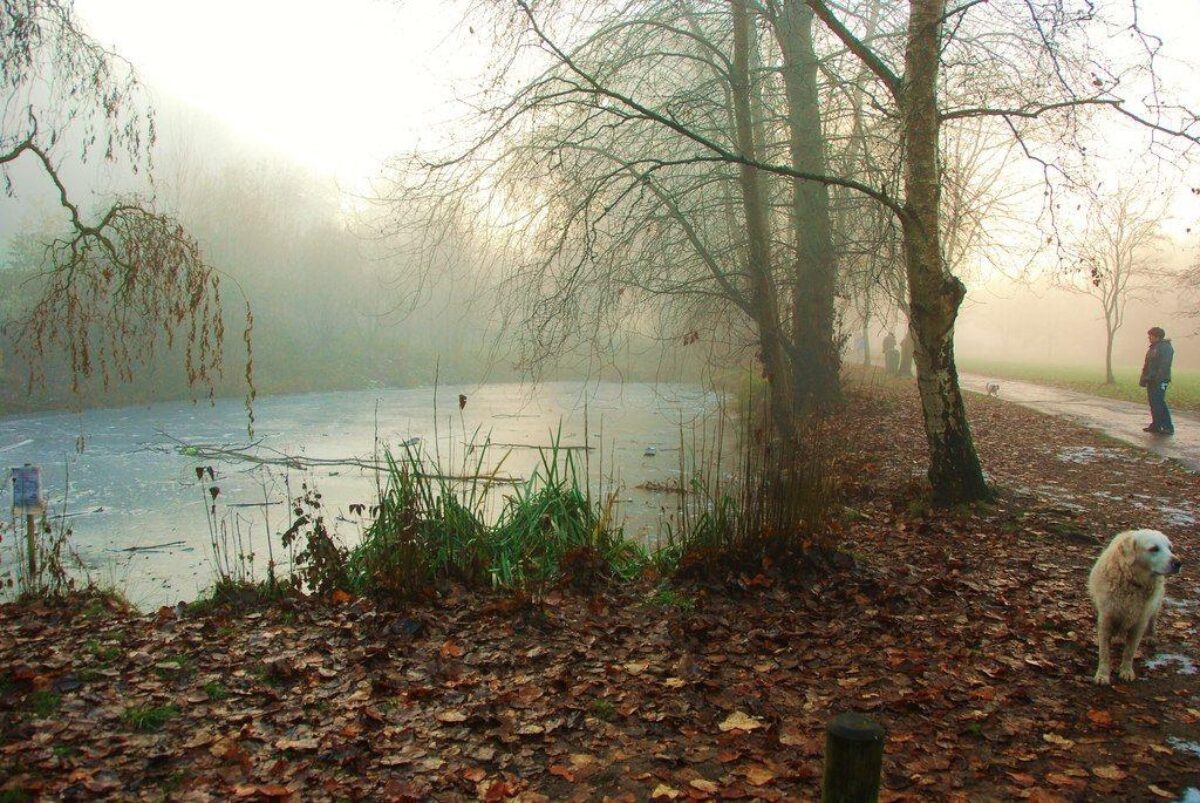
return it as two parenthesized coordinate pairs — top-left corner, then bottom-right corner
(805, 0), (902, 102)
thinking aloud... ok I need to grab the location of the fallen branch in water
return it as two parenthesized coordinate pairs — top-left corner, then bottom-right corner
(474, 441), (592, 451)
(108, 540), (187, 552)
(145, 433), (525, 485)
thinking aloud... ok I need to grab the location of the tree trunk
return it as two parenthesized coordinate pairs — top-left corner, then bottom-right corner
(774, 0), (840, 409)
(901, 0), (991, 505)
(1104, 326), (1116, 385)
(861, 309), (872, 366)
(731, 0), (796, 441)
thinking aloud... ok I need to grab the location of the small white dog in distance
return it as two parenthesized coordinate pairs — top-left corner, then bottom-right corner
(1088, 529), (1182, 685)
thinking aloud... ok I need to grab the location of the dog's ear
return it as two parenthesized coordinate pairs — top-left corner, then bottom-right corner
(1118, 534), (1137, 560)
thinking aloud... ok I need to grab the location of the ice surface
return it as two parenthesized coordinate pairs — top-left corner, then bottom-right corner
(1, 382), (721, 608)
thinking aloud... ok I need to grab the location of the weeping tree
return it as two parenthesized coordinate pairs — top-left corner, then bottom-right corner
(1, 0), (253, 415)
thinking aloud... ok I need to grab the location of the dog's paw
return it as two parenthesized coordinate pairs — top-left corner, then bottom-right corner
(1093, 670), (1111, 685)
(1118, 665), (1136, 682)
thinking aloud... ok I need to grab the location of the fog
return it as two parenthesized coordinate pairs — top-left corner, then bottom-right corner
(957, 274), (1200, 373)
(3, 0), (1200, 421)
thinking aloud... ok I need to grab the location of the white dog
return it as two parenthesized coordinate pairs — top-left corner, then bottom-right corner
(1088, 529), (1182, 684)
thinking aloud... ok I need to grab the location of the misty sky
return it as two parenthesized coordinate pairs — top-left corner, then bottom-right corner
(75, 0), (487, 192)
(19, 0), (1200, 373)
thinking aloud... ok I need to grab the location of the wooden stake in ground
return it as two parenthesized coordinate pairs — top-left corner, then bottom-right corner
(25, 513), (36, 580)
(822, 712), (885, 802)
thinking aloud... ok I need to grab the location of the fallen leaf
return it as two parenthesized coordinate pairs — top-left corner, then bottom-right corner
(651, 784), (681, 800)
(275, 737), (319, 751)
(690, 778), (720, 793)
(1042, 733), (1074, 748)
(1006, 772), (1036, 787)
(1091, 765), (1127, 781)
(740, 764), (775, 786)
(719, 711), (764, 733)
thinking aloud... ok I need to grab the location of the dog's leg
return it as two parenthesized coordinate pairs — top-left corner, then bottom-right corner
(1118, 618), (1148, 682)
(1143, 611), (1158, 651)
(1094, 612), (1113, 685)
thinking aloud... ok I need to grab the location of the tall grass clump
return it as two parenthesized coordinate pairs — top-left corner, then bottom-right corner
(347, 428), (646, 602)
(664, 405), (845, 582)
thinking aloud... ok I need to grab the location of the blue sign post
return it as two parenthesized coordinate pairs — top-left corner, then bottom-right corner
(10, 464), (43, 581)
(11, 465), (44, 515)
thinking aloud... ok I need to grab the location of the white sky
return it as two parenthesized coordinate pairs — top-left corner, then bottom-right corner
(75, 0), (484, 191)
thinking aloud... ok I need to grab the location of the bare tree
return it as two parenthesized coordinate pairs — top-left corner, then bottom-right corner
(1064, 181), (1165, 384)
(388, 0), (1199, 504)
(1, 0), (251, 412)
(808, 0), (1200, 502)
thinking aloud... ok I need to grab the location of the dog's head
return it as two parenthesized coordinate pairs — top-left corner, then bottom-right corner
(1126, 529), (1183, 576)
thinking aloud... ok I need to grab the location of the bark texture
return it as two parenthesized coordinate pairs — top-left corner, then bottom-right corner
(731, 0), (796, 440)
(774, 0), (841, 409)
(900, 0), (991, 504)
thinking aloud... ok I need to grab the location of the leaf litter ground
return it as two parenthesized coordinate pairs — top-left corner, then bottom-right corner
(1, 384), (1198, 801)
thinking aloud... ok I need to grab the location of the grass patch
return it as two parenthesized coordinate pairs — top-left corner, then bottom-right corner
(84, 639), (122, 663)
(0, 790), (31, 803)
(960, 359), (1200, 415)
(589, 698), (617, 721)
(121, 704), (178, 732)
(202, 682), (228, 701)
(154, 653), (196, 679)
(27, 691), (60, 717)
(646, 587), (695, 612)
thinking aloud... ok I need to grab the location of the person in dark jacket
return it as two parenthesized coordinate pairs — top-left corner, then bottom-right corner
(1140, 326), (1174, 435)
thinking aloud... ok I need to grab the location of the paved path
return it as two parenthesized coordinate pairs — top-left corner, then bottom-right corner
(959, 373), (1200, 472)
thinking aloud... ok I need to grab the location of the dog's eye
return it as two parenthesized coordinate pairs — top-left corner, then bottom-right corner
(1148, 545), (1161, 553)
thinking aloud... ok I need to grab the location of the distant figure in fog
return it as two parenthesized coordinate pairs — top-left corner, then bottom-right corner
(899, 331), (914, 377)
(882, 331), (899, 376)
(1140, 326), (1174, 435)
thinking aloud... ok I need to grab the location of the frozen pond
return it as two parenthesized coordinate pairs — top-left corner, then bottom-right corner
(0, 382), (723, 608)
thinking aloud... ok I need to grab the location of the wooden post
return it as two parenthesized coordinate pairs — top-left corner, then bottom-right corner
(26, 513), (37, 580)
(821, 712), (885, 803)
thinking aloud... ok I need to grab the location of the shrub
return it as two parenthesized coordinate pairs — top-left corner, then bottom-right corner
(667, 410), (845, 582)
(347, 429), (648, 602)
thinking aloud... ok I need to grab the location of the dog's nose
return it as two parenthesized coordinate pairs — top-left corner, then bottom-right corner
(1169, 558), (1182, 573)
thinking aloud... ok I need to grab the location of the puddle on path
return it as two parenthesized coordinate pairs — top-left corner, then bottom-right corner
(1146, 653), (1198, 675)
(1168, 737), (1200, 759)
(1056, 446), (1142, 465)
